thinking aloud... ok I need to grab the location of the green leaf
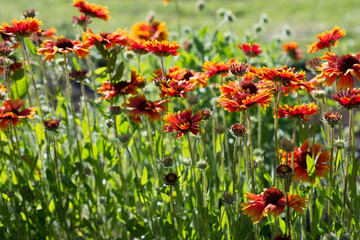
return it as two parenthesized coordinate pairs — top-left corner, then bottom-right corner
(49, 199), (55, 213)
(72, 56), (80, 71)
(161, 193), (170, 203)
(111, 61), (124, 82)
(141, 166), (148, 185)
(94, 66), (107, 75)
(24, 38), (36, 55)
(11, 75), (29, 100)
(278, 218), (286, 233)
(94, 40), (108, 58)
(306, 154), (316, 179)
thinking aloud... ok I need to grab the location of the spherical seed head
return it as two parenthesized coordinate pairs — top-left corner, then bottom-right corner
(276, 164), (293, 179)
(334, 139), (346, 150)
(70, 69), (88, 82)
(197, 160), (207, 170)
(229, 62), (249, 77)
(186, 96), (200, 106)
(230, 123), (246, 137)
(201, 109), (212, 120)
(23, 9), (36, 18)
(183, 158), (191, 166)
(221, 193), (235, 205)
(215, 125), (227, 134)
(43, 119), (61, 132)
(117, 133), (132, 144)
(322, 111), (342, 127)
(108, 105), (122, 116)
(279, 138), (295, 152)
(312, 89), (326, 99)
(105, 119), (115, 128)
(161, 157), (174, 167)
(164, 172), (179, 186)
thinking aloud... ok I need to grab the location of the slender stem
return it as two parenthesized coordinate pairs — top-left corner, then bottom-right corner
(284, 180), (291, 234)
(233, 137), (239, 196)
(257, 106), (261, 147)
(312, 100), (319, 158)
(219, 205), (226, 227)
(3, 59), (12, 98)
(247, 110), (255, 193)
(146, 117), (159, 180)
(137, 54), (141, 73)
(20, 39), (42, 120)
(236, 137), (243, 212)
(63, 54), (83, 163)
(220, 133), (225, 191)
(10, 126), (22, 182)
(52, 132), (61, 195)
(160, 57), (165, 77)
(170, 186), (175, 228)
(85, 57), (97, 99)
(125, 146), (139, 181)
(220, 76), (231, 179)
(274, 83), (282, 165)
(328, 127), (334, 228)
(291, 119), (297, 193)
(342, 109), (353, 224)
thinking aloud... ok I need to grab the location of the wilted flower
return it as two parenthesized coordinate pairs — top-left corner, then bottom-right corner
(0, 41), (14, 57)
(222, 193), (235, 205)
(276, 164), (293, 179)
(230, 123), (246, 137)
(332, 88), (360, 109)
(200, 109), (212, 120)
(164, 172), (178, 186)
(321, 112), (342, 127)
(43, 119), (61, 132)
(108, 105), (122, 116)
(70, 69), (88, 82)
(22, 9), (36, 19)
(306, 57), (322, 73)
(160, 157), (174, 167)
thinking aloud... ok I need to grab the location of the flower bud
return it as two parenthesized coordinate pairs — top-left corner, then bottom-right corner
(312, 89), (326, 99)
(70, 69), (88, 82)
(117, 133), (132, 144)
(334, 139), (346, 150)
(200, 109), (212, 120)
(160, 157), (174, 167)
(276, 164), (293, 179)
(186, 96), (200, 106)
(197, 160), (207, 170)
(279, 138), (295, 153)
(164, 172), (179, 186)
(23, 9), (36, 18)
(230, 123), (247, 137)
(105, 119), (115, 128)
(322, 111), (342, 128)
(108, 105), (122, 116)
(221, 193), (235, 205)
(215, 125), (226, 134)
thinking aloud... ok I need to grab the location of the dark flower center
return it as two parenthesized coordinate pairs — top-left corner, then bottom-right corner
(138, 100), (150, 111)
(241, 80), (258, 94)
(55, 38), (74, 50)
(100, 32), (111, 39)
(337, 54), (359, 73)
(183, 70), (194, 80)
(297, 151), (311, 169)
(263, 188), (284, 206)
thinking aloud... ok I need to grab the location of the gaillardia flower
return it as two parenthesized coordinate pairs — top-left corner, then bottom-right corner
(241, 187), (307, 223)
(37, 36), (89, 61)
(282, 139), (330, 183)
(43, 119), (61, 132)
(82, 28), (129, 49)
(98, 70), (143, 100)
(128, 38), (149, 55)
(202, 59), (237, 78)
(283, 42), (303, 62)
(256, 66), (306, 87)
(159, 79), (197, 98)
(307, 26), (345, 53)
(72, 0), (110, 21)
(123, 94), (169, 123)
(321, 111), (342, 127)
(237, 42), (263, 58)
(317, 51), (360, 90)
(277, 103), (317, 121)
(0, 18), (42, 39)
(72, 14), (92, 28)
(163, 109), (204, 138)
(218, 80), (273, 112)
(131, 20), (168, 42)
(332, 88), (360, 109)
(0, 98), (36, 130)
(146, 40), (180, 57)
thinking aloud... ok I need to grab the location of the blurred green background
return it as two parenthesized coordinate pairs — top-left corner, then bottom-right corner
(1, 0), (359, 56)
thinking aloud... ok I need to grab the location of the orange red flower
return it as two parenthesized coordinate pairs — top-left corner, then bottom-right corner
(37, 36), (89, 61)
(152, 66), (208, 87)
(131, 20), (168, 42)
(163, 109), (204, 138)
(282, 139), (330, 183)
(159, 79), (197, 98)
(97, 70), (143, 100)
(123, 95), (169, 123)
(332, 88), (360, 109)
(307, 26), (345, 53)
(0, 57), (23, 76)
(72, 0), (110, 21)
(237, 42), (262, 58)
(73, 14), (93, 27)
(146, 40), (180, 57)
(82, 28), (130, 49)
(241, 188), (307, 223)
(30, 26), (56, 44)
(128, 38), (149, 55)
(218, 80), (273, 112)
(0, 98), (36, 130)
(202, 59), (237, 78)
(283, 42), (303, 62)
(0, 18), (42, 39)
(317, 51), (360, 90)
(256, 66), (306, 87)
(277, 103), (317, 121)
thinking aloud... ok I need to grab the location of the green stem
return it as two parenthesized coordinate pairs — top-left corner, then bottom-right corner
(247, 110), (255, 193)
(146, 117), (160, 180)
(274, 83), (282, 165)
(312, 100), (319, 158)
(232, 137), (239, 196)
(63, 54), (83, 164)
(328, 127), (334, 228)
(342, 109), (353, 225)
